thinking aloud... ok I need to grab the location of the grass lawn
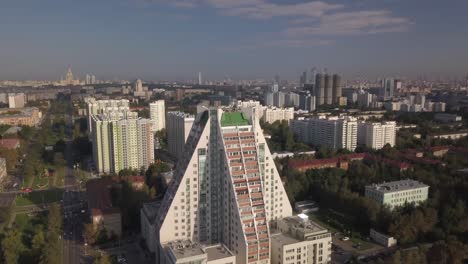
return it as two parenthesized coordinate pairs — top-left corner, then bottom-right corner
(15, 189), (63, 207)
(53, 166), (66, 187)
(32, 174), (51, 189)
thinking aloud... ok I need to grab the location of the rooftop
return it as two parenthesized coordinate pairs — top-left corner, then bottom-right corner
(204, 244), (235, 261)
(221, 112), (250, 127)
(366, 179), (429, 193)
(164, 240), (206, 260)
(270, 233), (301, 246)
(86, 178), (121, 216)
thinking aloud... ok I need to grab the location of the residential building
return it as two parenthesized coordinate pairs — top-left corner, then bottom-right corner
(85, 98), (130, 134)
(150, 100), (166, 132)
(262, 107), (294, 124)
(0, 107), (42, 127)
(332, 74), (342, 104)
(370, 229), (397, 248)
(166, 112), (195, 160)
(288, 153), (366, 172)
(433, 102), (446, 112)
(291, 116), (358, 151)
(8, 93), (26, 108)
(146, 109), (330, 264)
(0, 138), (21, 149)
(357, 121), (396, 149)
(91, 111), (154, 174)
(434, 113), (462, 123)
(271, 215), (332, 264)
(365, 179), (429, 209)
(0, 158), (6, 181)
(381, 79), (398, 100)
(427, 131), (468, 142)
(86, 178), (122, 237)
(298, 93), (316, 112)
(324, 74), (333, 105)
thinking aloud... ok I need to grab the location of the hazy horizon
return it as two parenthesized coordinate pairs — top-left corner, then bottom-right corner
(1, 0), (468, 81)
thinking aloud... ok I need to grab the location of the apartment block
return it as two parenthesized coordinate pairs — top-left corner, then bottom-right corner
(91, 111), (154, 174)
(357, 121), (396, 149)
(365, 180), (429, 209)
(8, 93), (26, 108)
(262, 107), (294, 124)
(85, 98), (130, 134)
(143, 109), (332, 264)
(271, 215), (332, 264)
(150, 100), (166, 132)
(291, 116), (357, 151)
(166, 112), (195, 160)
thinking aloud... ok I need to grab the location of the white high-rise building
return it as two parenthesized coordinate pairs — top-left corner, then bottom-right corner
(150, 100), (166, 132)
(262, 107), (294, 124)
(166, 112), (195, 160)
(91, 111), (154, 174)
(134, 79), (143, 92)
(357, 121), (396, 150)
(85, 98), (130, 134)
(146, 109), (330, 264)
(291, 116), (358, 151)
(8, 93), (26, 108)
(198, 72), (203, 85)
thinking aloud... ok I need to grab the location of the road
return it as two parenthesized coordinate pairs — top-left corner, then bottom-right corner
(62, 105), (87, 264)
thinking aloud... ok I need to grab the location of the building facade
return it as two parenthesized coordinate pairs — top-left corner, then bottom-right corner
(357, 121), (396, 149)
(166, 112), (195, 160)
(365, 180), (429, 209)
(91, 111), (154, 174)
(291, 116), (358, 151)
(8, 93), (26, 108)
(150, 100), (166, 132)
(146, 109), (330, 264)
(262, 107), (294, 124)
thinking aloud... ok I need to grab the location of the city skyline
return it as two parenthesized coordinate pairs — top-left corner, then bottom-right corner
(1, 0), (468, 80)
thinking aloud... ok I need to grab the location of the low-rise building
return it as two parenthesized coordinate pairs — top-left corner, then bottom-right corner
(0, 158), (6, 181)
(288, 153), (365, 172)
(365, 179), (429, 209)
(427, 131), (468, 142)
(271, 214), (332, 264)
(86, 178), (122, 237)
(434, 113), (462, 123)
(370, 229), (397, 248)
(0, 107), (42, 127)
(0, 138), (21, 149)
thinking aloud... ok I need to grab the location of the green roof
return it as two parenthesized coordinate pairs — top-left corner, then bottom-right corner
(221, 112), (250, 127)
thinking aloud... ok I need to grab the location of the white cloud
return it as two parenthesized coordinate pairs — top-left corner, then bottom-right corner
(285, 10), (411, 36)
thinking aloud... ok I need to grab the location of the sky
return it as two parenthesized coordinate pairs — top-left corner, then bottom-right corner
(0, 0), (467, 81)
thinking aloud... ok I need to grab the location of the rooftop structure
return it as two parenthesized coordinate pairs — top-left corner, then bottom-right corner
(220, 112), (250, 127)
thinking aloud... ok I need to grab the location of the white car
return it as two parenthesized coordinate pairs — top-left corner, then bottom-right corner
(341, 237), (350, 241)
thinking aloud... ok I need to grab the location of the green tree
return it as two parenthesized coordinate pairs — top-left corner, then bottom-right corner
(1, 229), (25, 264)
(94, 253), (112, 264)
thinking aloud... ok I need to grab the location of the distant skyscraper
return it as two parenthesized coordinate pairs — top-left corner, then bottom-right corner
(274, 74), (280, 84)
(324, 74), (333, 104)
(332, 74), (342, 104)
(381, 79), (397, 100)
(85, 74), (91, 85)
(198, 72), (203, 85)
(150, 100), (166, 133)
(134, 79), (143, 92)
(315, 73), (325, 105)
(310, 67), (317, 85)
(166, 112), (195, 160)
(91, 75), (96, 84)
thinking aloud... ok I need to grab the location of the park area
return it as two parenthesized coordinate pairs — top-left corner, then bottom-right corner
(15, 189), (63, 206)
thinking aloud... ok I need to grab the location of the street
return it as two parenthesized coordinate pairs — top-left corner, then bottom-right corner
(62, 107), (87, 264)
